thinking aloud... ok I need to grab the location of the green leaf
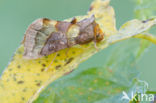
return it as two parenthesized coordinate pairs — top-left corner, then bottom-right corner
(34, 0), (156, 100)
(134, 0), (156, 59)
(35, 0), (156, 102)
(34, 38), (150, 103)
(134, 0), (156, 57)
(146, 91), (156, 94)
(134, 0), (156, 19)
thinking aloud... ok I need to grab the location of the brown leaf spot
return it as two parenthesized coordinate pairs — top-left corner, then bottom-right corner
(8, 68), (12, 71)
(55, 65), (62, 70)
(21, 97), (25, 101)
(36, 83), (41, 87)
(57, 53), (60, 56)
(17, 65), (21, 69)
(41, 68), (45, 72)
(64, 57), (74, 65)
(17, 81), (24, 84)
(42, 64), (46, 67)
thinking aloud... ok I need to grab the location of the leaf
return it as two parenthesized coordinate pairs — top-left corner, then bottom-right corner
(134, 0), (156, 19)
(35, 0), (156, 103)
(34, 11), (156, 102)
(0, 0), (156, 103)
(133, 0), (156, 59)
(107, 19), (156, 44)
(0, 0), (117, 103)
(34, 39), (149, 103)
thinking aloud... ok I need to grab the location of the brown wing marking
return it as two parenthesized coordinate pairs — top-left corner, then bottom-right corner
(23, 18), (57, 59)
(40, 32), (68, 56)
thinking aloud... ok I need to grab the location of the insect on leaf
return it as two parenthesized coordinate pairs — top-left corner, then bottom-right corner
(0, 0), (156, 103)
(0, 0), (116, 103)
(34, 35), (150, 103)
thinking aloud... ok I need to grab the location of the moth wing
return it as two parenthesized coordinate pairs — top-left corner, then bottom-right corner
(23, 18), (57, 59)
(40, 32), (68, 56)
(77, 15), (95, 30)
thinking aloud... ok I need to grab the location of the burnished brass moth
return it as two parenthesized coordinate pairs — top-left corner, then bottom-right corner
(23, 15), (104, 59)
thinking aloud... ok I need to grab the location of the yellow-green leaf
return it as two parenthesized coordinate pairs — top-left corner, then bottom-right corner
(0, 0), (156, 103)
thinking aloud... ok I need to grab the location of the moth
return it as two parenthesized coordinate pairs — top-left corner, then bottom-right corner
(23, 15), (104, 59)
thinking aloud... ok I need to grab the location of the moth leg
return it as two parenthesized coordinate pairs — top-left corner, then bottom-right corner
(65, 33), (70, 57)
(65, 48), (70, 57)
(93, 40), (99, 51)
(44, 52), (58, 71)
(93, 32), (99, 51)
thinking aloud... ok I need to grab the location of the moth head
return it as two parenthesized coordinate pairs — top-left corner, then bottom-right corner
(94, 23), (104, 42)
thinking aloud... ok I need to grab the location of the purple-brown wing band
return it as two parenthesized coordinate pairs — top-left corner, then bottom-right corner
(40, 32), (68, 56)
(75, 15), (104, 44)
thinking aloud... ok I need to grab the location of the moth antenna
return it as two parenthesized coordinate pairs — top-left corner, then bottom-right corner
(44, 52), (58, 71)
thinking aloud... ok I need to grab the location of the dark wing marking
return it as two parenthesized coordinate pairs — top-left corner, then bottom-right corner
(23, 18), (56, 59)
(41, 32), (68, 56)
(75, 15), (95, 44)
